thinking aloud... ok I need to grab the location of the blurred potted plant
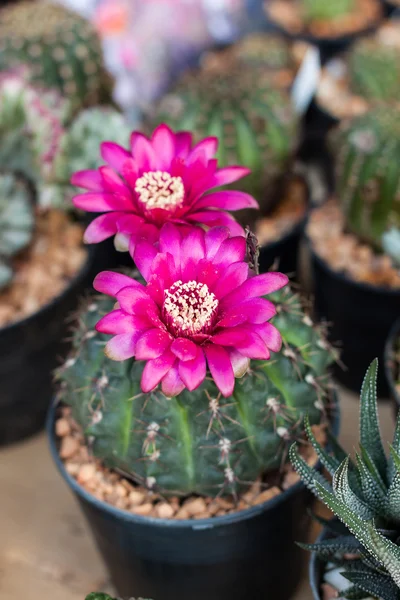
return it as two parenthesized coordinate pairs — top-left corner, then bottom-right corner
(48, 123), (339, 600)
(291, 360), (400, 599)
(306, 105), (400, 395)
(146, 33), (309, 278)
(385, 318), (400, 415)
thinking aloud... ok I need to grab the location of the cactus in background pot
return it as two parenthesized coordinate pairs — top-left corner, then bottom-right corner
(348, 37), (400, 102)
(301, 0), (355, 21)
(0, 1), (113, 111)
(0, 172), (34, 290)
(332, 105), (400, 249)
(291, 360), (400, 599)
(148, 52), (299, 209)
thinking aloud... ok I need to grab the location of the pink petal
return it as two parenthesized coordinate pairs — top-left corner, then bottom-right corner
(212, 237), (246, 267)
(220, 272), (288, 309)
(147, 252), (177, 288)
(211, 327), (270, 359)
(121, 157), (138, 189)
(96, 309), (139, 334)
(217, 298), (276, 328)
(171, 338), (198, 361)
(229, 349), (250, 378)
(181, 227), (206, 274)
(187, 211), (245, 236)
(99, 166), (132, 205)
(135, 328), (172, 360)
(116, 214), (144, 235)
(83, 213), (121, 243)
(117, 286), (155, 315)
(178, 349), (206, 391)
(130, 132), (157, 171)
(105, 333), (139, 360)
(161, 364), (185, 397)
(151, 124), (176, 169)
(133, 240), (158, 280)
(141, 349), (176, 392)
(174, 131), (193, 158)
(72, 192), (124, 212)
(100, 142), (130, 172)
(204, 226), (231, 259)
(159, 222), (182, 261)
(94, 271), (141, 296)
(252, 323), (282, 353)
(204, 344), (234, 397)
(189, 137), (218, 162)
(213, 166), (251, 187)
(193, 190), (258, 211)
(71, 169), (103, 191)
(212, 263), (249, 298)
(196, 259), (222, 291)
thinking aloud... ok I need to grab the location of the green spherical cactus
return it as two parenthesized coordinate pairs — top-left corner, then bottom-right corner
(218, 33), (294, 71)
(348, 37), (400, 102)
(0, 1), (113, 111)
(332, 106), (400, 247)
(148, 57), (299, 209)
(57, 285), (335, 498)
(0, 172), (34, 290)
(301, 0), (355, 21)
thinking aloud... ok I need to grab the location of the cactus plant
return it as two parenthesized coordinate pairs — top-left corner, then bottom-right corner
(148, 60), (298, 207)
(291, 360), (400, 599)
(348, 37), (400, 103)
(301, 0), (356, 21)
(0, 172), (34, 290)
(0, 1), (113, 112)
(332, 105), (400, 248)
(57, 273), (335, 498)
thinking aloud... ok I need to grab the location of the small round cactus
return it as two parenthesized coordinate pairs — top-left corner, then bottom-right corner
(149, 57), (298, 209)
(0, 172), (34, 290)
(348, 36), (400, 102)
(0, 1), (113, 111)
(301, 0), (355, 21)
(57, 285), (335, 498)
(331, 105), (400, 247)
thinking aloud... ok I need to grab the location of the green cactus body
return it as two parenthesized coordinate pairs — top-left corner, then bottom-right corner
(0, 1), (112, 111)
(301, 0), (355, 21)
(348, 37), (400, 102)
(148, 52), (298, 207)
(57, 285), (335, 498)
(221, 33), (294, 71)
(332, 106), (400, 247)
(0, 173), (34, 290)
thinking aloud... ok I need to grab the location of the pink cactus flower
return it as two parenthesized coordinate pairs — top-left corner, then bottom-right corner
(94, 224), (288, 398)
(71, 124), (257, 253)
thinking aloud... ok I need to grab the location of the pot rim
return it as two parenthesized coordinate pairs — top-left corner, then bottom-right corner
(307, 236), (400, 297)
(384, 317), (400, 406)
(0, 243), (94, 336)
(47, 390), (340, 530)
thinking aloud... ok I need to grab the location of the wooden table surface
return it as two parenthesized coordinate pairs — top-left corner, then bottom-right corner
(0, 386), (395, 600)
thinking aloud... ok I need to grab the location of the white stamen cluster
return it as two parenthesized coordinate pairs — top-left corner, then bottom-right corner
(135, 170), (184, 210)
(163, 280), (218, 335)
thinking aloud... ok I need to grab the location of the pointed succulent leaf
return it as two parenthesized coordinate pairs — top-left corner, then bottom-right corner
(342, 587), (374, 599)
(304, 415), (342, 476)
(343, 569), (400, 600)
(386, 469), (400, 524)
(355, 452), (388, 516)
(367, 522), (400, 587)
(389, 442), (400, 486)
(333, 458), (374, 520)
(289, 444), (332, 496)
(359, 360), (387, 482)
(298, 535), (362, 559)
(359, 444), (387, 493)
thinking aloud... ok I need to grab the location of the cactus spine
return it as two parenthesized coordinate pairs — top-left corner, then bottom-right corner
(148, 38), (299, 206)
(0, 1), (113, 111)
(0, 172), (34, 290)
(57, 285), (335, 498)
(332, 106), (400, 248)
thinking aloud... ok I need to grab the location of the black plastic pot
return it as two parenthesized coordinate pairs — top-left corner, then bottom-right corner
(259, 215), (307, 279)
(48, 400), (339, 600)
(0, 246), (98, 446)
(309, 526), (331, 600)
(384, 318), (400, 415)
(310, 246), (400, 396)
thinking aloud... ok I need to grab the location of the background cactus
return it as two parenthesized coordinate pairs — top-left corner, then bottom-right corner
(147, 41), (299, 210)
(0, 172), (34, 290)
(301, 0), (355, 21)
(291, 361), (400, 599)
(0, 1), (113, 112)
(348, 37), (400, 102)
(332, 105), (400, 248)
(57, 284), (336, 498)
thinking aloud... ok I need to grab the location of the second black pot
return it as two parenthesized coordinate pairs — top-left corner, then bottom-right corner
(259, 216), (307, 279)
(311, 248), (400, 396)
(384, 318), (400, 415)
(48, 399), (339, 600)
